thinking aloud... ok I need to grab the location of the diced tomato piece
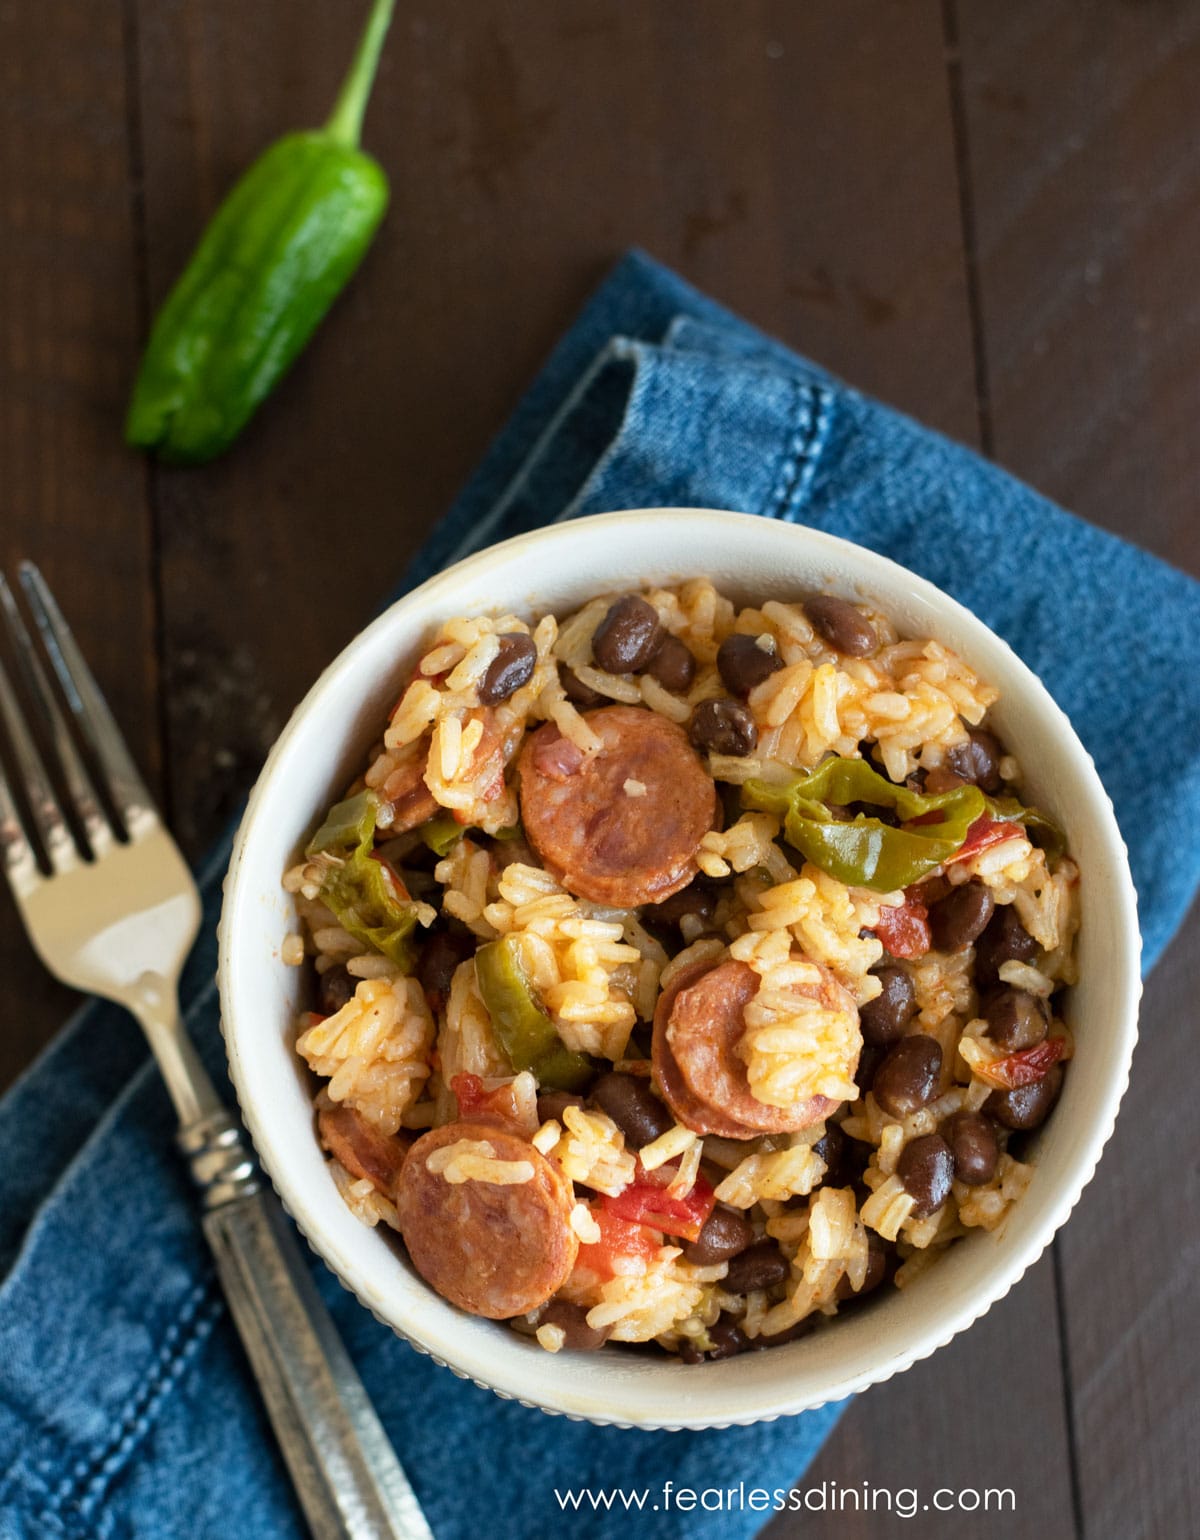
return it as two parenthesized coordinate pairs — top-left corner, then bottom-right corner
(873, 888), (931, 959)
(602, 1167), (716, 1244)
(574, 1207), (663, 1280)
(907, 808), (945, 828)
(449, 1072), (538, 1135)
(985, 1037), (1066, 1090)
(948, 814), (1019, 864)
(450, 1072), (488, 1117)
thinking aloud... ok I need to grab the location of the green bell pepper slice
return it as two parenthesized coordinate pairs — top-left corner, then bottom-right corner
(474, 936), (595, 1091)
(742, 757), (987, 892)
(306, 786), (418, 970)
(987, 797), (1067, 860)
(305, 789), (378, 856)
(419, 813), (465, 858)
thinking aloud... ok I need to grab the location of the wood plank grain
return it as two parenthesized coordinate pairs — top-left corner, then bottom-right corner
(764, 1256), (1070, 1538)
(956, 5), (1200, 1535)
(0, 0), (157, 1087)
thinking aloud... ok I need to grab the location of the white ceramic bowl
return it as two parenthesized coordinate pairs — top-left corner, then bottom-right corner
(218, 509), (1140, 1429)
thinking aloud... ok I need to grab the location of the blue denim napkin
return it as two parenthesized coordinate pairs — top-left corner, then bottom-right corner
(2, 252), (1198, 1540)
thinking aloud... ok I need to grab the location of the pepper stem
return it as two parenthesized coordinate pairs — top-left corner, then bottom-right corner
(324, 0), (396, 148)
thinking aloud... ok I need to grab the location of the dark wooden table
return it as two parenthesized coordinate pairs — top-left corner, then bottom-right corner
(2, 4), (1197, 1536)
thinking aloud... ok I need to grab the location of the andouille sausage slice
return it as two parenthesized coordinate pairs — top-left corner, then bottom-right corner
(651, 961), (774, 1139)
(518, 705), (717, 907)
(317, 1100), (412, 1195)
(652, 961), (841, 1137)
(395, 1120), (578, 1319)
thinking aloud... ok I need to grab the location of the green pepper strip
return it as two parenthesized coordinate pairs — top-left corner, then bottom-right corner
(742, 758), (986, 892)
(305, 789), (378, 856)
(125, 0), (395, 464)
(987, 797), (1067, 859)
(305, 787), (418, 970)
(419, 813), (465, 858)
(474, 937), (595, 1092)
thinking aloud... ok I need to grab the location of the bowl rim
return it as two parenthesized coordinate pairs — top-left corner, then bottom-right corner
(217, 507), (1141, 1428)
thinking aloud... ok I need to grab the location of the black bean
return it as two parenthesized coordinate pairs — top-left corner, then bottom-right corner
(984, 988), (1049, 1052)
(986, 1064), (1063, 1131)
(897, 1133), (954, 1218)
(835, 1232), (888, 1300)
(946, 729), (1004, 793)
(974, 905), (1040, 988)
(534, 1299), (611, 1351)
(944, 1110), (1000, 1186)
(854, 1044), (885, 1094)
(812, 1122), (847, 1185)
(689, 698), (758, 756)
(416, 927), (474, 1005)
(679, 1315), (751, 1363)
(478, 632), (537, 704)
(646, 880), (716, 931)
(536, 1090), (585, 1125)
(317, 964), (355, 1016)
(859, 964), (917, 1046)
(873, 1034), (942, 1118)
(929, 882), (996, 953)
(716, 633), (784, 698)
(705, 1315), (750, 1360)
(644, 635), (696, 693)
(560, 665), (605, 708)
(723, 1239), (790, 1294)
(592, 595), (664, 673)
(804, 594), (878, 656)
(683, 1205), (755, 1265)
(590, 1071), (674, 1149)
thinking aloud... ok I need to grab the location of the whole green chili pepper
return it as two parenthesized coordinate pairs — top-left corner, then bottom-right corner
(475, 936), (595, 1092)
(742, 757), (987, 892)
(125, 0), (395, 463)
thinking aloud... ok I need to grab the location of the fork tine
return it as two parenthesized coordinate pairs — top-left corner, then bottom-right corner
(18, 561), (156, 834)
(0, 645), (77, 872)
(0, 723), (40, 892)
(0, 575), (111, 855)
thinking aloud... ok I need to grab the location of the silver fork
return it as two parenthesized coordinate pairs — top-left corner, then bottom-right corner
(0, 563), (434, 1540)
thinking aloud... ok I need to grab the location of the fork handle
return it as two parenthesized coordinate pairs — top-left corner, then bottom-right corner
(182, 1119), (434, 1540)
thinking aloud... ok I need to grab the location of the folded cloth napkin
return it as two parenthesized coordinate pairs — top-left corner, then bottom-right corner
(2, 251), (1198, 1540)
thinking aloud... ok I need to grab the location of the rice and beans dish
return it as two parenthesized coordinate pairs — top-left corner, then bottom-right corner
(282, 580), (1078, 1360)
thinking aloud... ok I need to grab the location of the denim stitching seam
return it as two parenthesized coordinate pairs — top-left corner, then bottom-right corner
(771, 382), (834, 524)
(783, 383), (834, 521)
(40, 1275), (223, 1532)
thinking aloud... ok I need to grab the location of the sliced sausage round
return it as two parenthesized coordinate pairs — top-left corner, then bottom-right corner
(395, 1120), (578, 1319)
(518, 705), (717, 906)
(652, 959), (848, 1137)
(317, 1101), (412, 1195)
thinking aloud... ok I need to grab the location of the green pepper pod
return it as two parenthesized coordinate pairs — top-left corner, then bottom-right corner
(743, 757), (987, 892)
(125, 0), (395, 463)
(475, 936), (595, 1092)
